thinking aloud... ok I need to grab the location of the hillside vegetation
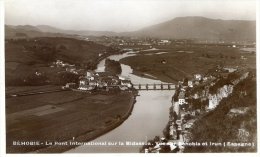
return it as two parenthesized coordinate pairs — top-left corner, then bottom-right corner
(184, 75), (256, 152)
(5, 37), (108, 86)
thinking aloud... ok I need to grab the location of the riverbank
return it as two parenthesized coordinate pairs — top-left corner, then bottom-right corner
(120, 45), (255, 83)
(140, 70), (256, 153)
(185, 75), (256, 152)
(34, 90), (138, 153)
(6, 86), (138, 153)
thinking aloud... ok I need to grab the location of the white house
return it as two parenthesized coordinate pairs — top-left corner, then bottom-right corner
(194, 74), (202, 81)
(79, 78), (88, 86)
(78, 78), (96, 91)
(119, 85), (128, 91)
(121, 80), (132, 88)
(78, 85), (95, 91)
(223, 67), (237, 73)
(178, 92), (186, 105)
(188, 81), (193, 88)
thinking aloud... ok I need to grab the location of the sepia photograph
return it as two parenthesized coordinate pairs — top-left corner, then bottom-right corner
(2, 0), (258, 154)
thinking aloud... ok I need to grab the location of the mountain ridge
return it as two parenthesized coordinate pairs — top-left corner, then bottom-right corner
(5, 16), (256, 41)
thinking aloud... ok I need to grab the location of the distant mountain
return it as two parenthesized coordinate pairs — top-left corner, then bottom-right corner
(5, 16), (256, 41)
(36, 25), (63, 33)
(129, 16), (256, 41)
(5, 25), (76, 39)
(5, 24), (118, 39)
(36, 25), (117, 36)
(15, 25), (42, 32)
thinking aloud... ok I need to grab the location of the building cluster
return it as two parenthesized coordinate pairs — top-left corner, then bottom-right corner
(51, 59), (85, 75)
(145, 65), (244, 153)
(83, 36), (173, 47)
(77, 71), (132, 91)
(169, 67), (248, 144)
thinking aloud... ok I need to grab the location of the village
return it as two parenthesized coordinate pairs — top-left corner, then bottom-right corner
(50, 59), (133, 92)
(141, 65), (251, 153)
(83, 36), (255, 49)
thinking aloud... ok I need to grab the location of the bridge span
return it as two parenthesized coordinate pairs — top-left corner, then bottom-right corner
(132, 83), (175, 90)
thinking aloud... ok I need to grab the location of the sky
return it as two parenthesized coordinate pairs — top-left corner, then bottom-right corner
(5, 0), (256, 32)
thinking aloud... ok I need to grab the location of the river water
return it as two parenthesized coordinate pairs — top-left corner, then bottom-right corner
(68, 51), (174, 153)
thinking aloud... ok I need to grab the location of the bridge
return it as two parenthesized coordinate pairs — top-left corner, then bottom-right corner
(132, 83), (175, 90)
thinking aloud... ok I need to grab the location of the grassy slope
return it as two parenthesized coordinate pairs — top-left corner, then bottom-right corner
(120, 45), (255, 83)
(5, 37), (107, 85)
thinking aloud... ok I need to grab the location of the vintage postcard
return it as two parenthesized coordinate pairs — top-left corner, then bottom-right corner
(2, 0), (258, 154)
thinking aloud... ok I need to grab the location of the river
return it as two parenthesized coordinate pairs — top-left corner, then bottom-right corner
(67, 51), (174, 153)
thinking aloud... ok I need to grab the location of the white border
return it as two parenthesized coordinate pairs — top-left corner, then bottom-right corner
(1, 0), (259, 157)
(0, 0), (6, 156)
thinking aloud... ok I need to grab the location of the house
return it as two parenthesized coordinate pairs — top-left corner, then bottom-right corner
(194, 74), (202, 81)
(56, 60), (63, 66)
(184, 120), (195, 130)
(177, 125), (182, 131)
(178, 92), (186, 105)
(158, 39), (171, 45)
(176, 120), (182, 125)
(121, 80), (132, 88)
(202, 77), (208, 82)
(79, 78), (97, 91)
(78, 84), (95, 91)
(194, 80), (200, 85)
(89, 80), (97, 86)
(97, 80), (108, 88)
(108, 75), (120, 85)
(86, 75), (95, 81)
(86, 71), (95, 77)
(188, 81), (193, 88)
(208, 94), (219, 110)
(79, 78), (89, 86)
(223, 67), (237, 73)
(119, 85), (128, 91)
(193, 93), (199, 99)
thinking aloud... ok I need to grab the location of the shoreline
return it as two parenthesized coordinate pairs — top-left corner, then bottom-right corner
(31, 90), (138, 153)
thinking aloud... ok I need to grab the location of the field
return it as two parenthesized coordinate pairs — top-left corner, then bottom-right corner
(120, 45), (256, 83)
(6, 88), (135, 153)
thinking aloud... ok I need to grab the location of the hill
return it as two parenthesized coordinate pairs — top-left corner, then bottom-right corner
(5, 24), (118, 39)
(129, 16), (256, 42)
(36, 25), (117, 36)
(5, 37), (109, 86)
(5, 25), (80, 39)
